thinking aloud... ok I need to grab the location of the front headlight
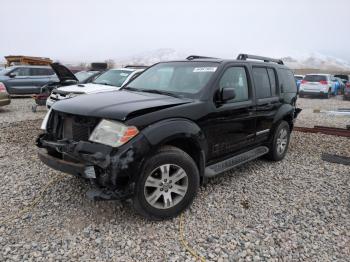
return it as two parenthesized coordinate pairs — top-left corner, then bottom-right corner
(89, 119), (139, 147)
(41, 108), (52, 130)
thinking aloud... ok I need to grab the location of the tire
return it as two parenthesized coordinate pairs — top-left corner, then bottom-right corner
(299, 93), (304, 98)
(266, 121), (291, 161)
(133, 146), (200, 220)
(324, 90), (331, 99)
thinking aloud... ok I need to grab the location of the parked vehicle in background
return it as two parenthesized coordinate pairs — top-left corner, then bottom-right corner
(37, 54), (300, 219)
(75, 71), (102, 84)
(299, 74), (336, 98)
(334, 77), (345, 94)
(0, 82), (11, 107)
(343, 81), (350, 100)
(0, 65), (56, 95)
(46, 66), (144, 108)
(334, 74), (349, 84)
(294, 75), (304, 91)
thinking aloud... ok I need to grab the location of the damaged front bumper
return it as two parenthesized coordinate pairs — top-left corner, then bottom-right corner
(36, 133), (151, 193)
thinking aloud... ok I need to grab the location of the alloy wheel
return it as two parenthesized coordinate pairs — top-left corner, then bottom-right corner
(144, 164), (189, 209)
(276, 128), (288, 155)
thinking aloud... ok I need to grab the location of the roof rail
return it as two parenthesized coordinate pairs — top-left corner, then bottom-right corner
(186, 55), (218, 60)
(236, 54), (284, 65)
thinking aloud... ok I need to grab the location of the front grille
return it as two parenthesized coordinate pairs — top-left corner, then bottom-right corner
(47, 110), (98, 142)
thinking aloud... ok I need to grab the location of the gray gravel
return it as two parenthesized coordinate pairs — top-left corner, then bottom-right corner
(296, 95), (350, 128)
(0, 98), (349, 261)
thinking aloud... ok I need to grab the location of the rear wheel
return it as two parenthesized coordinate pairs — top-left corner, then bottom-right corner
(324, 90), (331, 99)
(266, 121), (291, 161)
(133, 146), (199, 220)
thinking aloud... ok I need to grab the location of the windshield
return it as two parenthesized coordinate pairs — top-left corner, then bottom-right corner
(125, 62), (218, 97)
(304, 75), (327, 82)
(93, 69), (132, 87)
(294, 76), (303, 81)
(0, 67), (14, 76)
(75, 71), (99, 82)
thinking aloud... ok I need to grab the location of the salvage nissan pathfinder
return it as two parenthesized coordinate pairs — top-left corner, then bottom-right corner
(37, 54), (301, 220)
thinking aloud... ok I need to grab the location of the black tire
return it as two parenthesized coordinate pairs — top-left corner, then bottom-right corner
(324, 90), (331, 99)
(133, 146), (200, 220)
(266, 121), (291, 161)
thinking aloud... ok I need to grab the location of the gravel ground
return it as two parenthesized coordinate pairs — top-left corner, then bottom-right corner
(296, 95), (350, 128)
(0, 98), (349, 261)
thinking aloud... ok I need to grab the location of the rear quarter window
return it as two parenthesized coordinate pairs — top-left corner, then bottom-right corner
(280, 69), (297, 93)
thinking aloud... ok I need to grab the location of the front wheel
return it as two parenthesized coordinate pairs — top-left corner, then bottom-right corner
(266, 121), (291, 161)
(133, 146), (200, 220)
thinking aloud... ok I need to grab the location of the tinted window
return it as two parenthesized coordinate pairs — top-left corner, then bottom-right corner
(219, 67), (249, 102)
(280, 69), (297, 93)
(267, 68), (277, 96)
(31, 68), (54, 76)
(334, 74), (349, 81)
(294, 76), (303, 81)
(253, 67), (271, 98)
(304, 75), (327, 82)
(12, 67), (31, 76)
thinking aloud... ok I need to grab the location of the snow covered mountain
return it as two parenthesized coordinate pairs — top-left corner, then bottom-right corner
(282, 53), (350, 71)
(118, 48), (185, 66)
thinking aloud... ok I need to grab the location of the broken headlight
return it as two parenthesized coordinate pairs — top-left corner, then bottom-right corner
(89, 119), (139, 147)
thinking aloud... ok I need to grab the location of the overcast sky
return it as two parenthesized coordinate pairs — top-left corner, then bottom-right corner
(1, 0), (349, 63)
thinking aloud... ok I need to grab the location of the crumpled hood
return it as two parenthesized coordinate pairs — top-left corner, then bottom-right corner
(55, 83), (120, 94)
(52, 90), (191, 121)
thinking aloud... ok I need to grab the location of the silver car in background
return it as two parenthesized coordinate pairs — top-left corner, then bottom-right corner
(299, 74), (336, 98)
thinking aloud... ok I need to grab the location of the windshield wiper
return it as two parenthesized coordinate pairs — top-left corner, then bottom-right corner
(93, 82), (115, 87)
(139, 89), (181, 98)
(123, 86), (141, 92)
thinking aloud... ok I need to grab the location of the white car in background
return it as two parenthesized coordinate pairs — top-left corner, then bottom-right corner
(46, 66), (146, 109)
(299, 74), (336, 98)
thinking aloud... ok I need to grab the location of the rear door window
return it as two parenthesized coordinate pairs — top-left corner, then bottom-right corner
(31, 68), (54, 76)
(267, 68), (277, 96)
(280, 69), (297, 93)
(252, 67), (272, 98)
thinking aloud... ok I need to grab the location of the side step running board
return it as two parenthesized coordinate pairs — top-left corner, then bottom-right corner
(205, 146), (269, 178)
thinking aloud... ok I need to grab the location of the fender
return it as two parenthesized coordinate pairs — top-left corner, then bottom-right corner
(141, 118), (208, 179)
(272, 103), (295, 125)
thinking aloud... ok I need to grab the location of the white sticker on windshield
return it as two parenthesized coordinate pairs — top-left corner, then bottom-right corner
(193, 67), (217, 73)
(120, 73), (129, 76)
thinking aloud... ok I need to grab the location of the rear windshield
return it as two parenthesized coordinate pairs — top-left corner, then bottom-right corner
(304, 75), (327, 82)
(334, 75), (349, 81)
(294, 76), (303, 81)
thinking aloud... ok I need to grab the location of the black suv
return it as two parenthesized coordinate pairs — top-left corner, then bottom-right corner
(37, 54), (300, 220)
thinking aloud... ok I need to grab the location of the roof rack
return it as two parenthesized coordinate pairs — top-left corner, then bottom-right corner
(236, 54), (284, 65)
(186, 55), (218, 60)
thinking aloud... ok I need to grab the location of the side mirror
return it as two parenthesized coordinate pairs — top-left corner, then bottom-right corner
(8, 73), (16, 78)
(221, 87), (236, 102)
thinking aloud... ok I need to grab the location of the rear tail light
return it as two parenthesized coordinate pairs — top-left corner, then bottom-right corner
(346, 82), (350, 88)
(0, 82), (6, 93)
(319, 80), (328, 85)
(301, 80), (307, 84)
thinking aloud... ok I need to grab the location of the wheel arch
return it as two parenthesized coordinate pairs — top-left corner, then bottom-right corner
(141, 118), (207, 182)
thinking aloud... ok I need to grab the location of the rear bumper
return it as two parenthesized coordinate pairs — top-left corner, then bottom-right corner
(299, 90), (327, 96)
(0, 95), (11, 106)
